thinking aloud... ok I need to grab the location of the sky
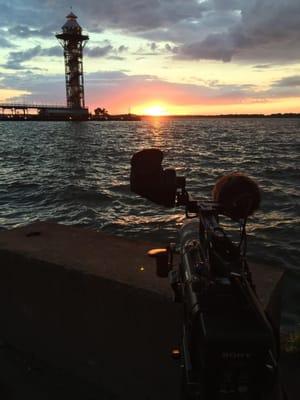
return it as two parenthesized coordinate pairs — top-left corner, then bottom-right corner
(1, 0), (300, 115)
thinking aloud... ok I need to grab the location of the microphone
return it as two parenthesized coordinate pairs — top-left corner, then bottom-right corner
(212, 172), (261, 220)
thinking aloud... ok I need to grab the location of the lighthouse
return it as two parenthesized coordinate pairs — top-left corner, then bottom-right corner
(56, 12), (89, 113)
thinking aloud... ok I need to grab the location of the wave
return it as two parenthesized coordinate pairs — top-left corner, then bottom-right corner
(0, 118), (299, 327)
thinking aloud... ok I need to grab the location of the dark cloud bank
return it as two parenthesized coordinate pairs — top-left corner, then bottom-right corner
(1, 0), (300, 63)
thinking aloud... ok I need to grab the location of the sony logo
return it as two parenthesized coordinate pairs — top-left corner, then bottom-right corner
(222, 352), (251, 359)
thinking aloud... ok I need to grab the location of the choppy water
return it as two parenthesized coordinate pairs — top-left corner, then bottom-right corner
(0, 118), (299, 329)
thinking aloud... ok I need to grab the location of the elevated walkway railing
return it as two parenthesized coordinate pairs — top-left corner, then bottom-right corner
(0, 103), (69, 110)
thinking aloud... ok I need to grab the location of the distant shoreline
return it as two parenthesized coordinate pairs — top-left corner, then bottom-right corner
(141, 113), (300, 119)
(1, 112), (300, 121)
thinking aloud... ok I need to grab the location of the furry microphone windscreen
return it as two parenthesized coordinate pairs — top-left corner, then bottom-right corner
(212, 172), (261, 220)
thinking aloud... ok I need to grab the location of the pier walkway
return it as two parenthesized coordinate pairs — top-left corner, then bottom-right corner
(0, 103), (70, 117)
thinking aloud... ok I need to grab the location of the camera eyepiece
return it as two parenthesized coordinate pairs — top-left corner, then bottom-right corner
(130, 149), (185, 207)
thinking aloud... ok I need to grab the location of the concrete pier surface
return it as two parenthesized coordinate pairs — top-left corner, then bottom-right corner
(0, 222), (297, 399)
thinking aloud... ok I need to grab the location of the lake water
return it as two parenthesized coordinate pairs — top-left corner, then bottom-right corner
(0, 118), (299, 329)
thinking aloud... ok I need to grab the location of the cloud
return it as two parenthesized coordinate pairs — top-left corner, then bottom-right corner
(118, 45), (128, 53)
(83, 71), (300, 111)
(107, 56), (125, 61)
(256, 74), (300, 99)
(273, 75), (300, 87)
(3, 45), (62, 70)
(0, 2), (57, 29)
(134, 42), (174, 57)
(72, 0), (208, 32)
(0, 37), (14, 48)
(149, 42), (157, 52)
(7, 25), (55, 38)
(2, 1), (300, 64)
(86, 45), (113, 58)
(178, 32), (236, 62)
(85, 43), (129, 59)
(177, 0), (300, 62)
(42, 46), (62, 57)
(212, 0), (243, 11)
(1, 71), (65, 104)
(86, 71), (129, 80)
(0, 69), (254, 107)
(0, 0), (300, 78)
(83, 71), (266, 110)
(4, 46), (43, 69)
(0, 0), (206, 34)
(63, 0), (300, 63)
(253, 64), (273, 70)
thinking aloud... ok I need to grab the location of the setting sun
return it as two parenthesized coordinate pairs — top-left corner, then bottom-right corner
(142, 104), (168, 116)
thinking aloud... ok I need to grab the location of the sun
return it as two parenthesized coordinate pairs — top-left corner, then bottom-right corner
(143, 104), (168, 116)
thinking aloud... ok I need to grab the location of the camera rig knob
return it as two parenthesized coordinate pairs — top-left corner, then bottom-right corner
(147, 248), (170, 277)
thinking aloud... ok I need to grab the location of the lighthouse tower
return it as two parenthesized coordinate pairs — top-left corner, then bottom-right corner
(56, 12), (89, 111)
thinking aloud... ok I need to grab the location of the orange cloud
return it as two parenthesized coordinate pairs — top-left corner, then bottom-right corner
(86, 74), (258, 114)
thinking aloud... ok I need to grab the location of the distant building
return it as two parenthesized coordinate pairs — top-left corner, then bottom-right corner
(0, 12), (90, 121)
(38, 106), (89, 120)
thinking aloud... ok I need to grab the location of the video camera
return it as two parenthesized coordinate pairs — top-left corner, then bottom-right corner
(130, 148), (260, 219)
(130, 149), (282, 400)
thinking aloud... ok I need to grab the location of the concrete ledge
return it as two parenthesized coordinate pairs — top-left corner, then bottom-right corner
(0, 223), (183, 399)
(0, 222), (285, 399)
(0, 222), (173, 298)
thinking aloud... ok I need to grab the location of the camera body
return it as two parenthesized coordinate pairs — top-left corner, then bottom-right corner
(178, 219), (278, 399)
(130, 149), (280, 399)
